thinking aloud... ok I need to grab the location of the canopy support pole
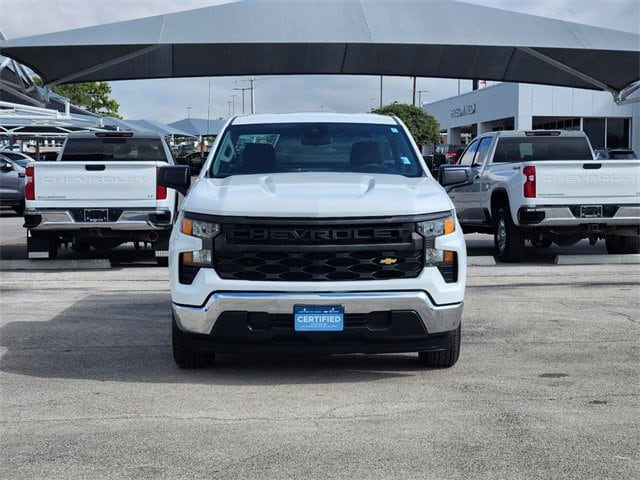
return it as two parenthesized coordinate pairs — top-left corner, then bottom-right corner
(517, 47), (632, 104)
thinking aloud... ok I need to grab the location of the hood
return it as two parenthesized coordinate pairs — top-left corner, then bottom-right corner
(182, 172), (453, 218)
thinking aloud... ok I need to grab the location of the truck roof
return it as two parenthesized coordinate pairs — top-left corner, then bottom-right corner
(230, 112), (399, 126)
(482, 130), (587, 138)
(64, 131), (164, 139)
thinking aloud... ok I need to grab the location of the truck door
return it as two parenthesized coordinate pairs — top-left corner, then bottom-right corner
(0, 157), (20, 203)
(453, 138), (492, 223)
(464, 137), (493, 223)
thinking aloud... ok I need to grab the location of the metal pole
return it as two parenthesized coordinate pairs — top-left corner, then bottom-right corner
(230, 94), (237, 116)
(207, 80), (211, 146)
(412, 77), (416, 106)
(233, 86), (251, 114)
(250, 76), (255, 114)
(379, 76), (383, 108)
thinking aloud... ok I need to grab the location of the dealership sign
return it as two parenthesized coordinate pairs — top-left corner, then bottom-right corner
(451, 103), (476, 118)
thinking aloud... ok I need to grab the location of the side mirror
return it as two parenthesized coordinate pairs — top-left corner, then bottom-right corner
(439, 166), (470, 187)
(423, 154), (434, 172)
(0, 162), (13, 172)
(158, 165), (191, 196)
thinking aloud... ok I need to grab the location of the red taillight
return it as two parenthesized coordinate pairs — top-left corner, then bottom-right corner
(523, 166), (536, 198)
(25, 165), (35, 200)
(156, 167), (167, 200)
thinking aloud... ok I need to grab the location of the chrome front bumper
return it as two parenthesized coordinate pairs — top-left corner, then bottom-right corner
(173, 291), (463, 335)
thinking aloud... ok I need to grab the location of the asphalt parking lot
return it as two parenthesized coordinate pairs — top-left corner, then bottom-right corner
(0, 208), (638, 479)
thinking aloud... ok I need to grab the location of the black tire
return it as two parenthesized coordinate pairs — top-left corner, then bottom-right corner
(494, 206), (525, 262)
(172, 314), (215, 369)
(605, 235), (640, 254)
(48, 235), (59, 259)
(418, 325), (461, 368)
(12, 201), (25, 216)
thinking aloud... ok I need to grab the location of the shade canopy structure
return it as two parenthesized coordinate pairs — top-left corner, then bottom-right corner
(1, 0), (638, 103)
(99, 117), (195, 137)
(0, 101), (106, 138)
(168, 118), (226, 137)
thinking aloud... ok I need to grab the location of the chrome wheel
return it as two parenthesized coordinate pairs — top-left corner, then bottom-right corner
(496, 216), (507, 254)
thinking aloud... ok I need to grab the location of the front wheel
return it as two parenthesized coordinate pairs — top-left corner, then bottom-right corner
(494, 206), (525, 262)
(418, 325), (461, 368)
(605, 235), (640, 254)
(172, 314), (215, 369)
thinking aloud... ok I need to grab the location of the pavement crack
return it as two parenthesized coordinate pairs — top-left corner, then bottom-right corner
(607, 310), (639, 324)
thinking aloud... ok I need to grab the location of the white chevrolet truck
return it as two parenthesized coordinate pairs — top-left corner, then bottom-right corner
(158, 113), (467, 369)
(24, 131), (177, 264)
(439, 130), (640, 262)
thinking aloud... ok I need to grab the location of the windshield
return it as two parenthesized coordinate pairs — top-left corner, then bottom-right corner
(13, 158), (28, 167)
(209, 122), (424, 178)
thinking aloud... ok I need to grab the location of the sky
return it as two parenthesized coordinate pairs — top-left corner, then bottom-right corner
(0, 0), (638, 123)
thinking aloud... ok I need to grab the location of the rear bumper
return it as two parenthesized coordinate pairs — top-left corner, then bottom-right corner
(24, 208), (172, 231)
(174, 290), (463, 342)
(517, 205), (640, 228)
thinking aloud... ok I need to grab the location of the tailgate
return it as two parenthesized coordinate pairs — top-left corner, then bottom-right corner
(35, 161), (158, 204)
(535, 160), (640, 201)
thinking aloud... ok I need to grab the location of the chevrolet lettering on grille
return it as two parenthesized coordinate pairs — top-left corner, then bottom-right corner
(228, 227), (409, 243)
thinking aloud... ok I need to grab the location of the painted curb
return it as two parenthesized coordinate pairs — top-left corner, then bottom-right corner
(0, 259), (112, 270)
(468, 256), (497, 266)
(555, 254), (640, 265)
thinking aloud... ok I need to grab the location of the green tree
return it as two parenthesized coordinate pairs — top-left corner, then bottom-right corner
(34, 78), (121, 118)
(372, 103), (440, 147)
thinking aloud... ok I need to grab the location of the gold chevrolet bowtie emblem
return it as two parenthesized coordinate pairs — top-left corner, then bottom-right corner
(379, 257), (398, 265)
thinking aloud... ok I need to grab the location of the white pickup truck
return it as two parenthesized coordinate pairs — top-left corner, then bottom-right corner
(158, 113), (467, 369)
(23, 131), (178, 264)
(439, 130), (640, 262)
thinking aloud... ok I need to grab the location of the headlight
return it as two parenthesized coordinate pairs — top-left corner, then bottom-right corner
(179, 216), (220, 281)
(181, 218), (220, 239)
(417, 216), (455, 238)
(417, 214), (458, 283)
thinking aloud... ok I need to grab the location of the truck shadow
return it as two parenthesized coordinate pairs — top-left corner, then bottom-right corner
(0, 292), (425, 385)
(464, 233), (608, 264)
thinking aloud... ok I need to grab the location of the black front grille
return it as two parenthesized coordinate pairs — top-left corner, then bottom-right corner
(213, 220), (424, 282)
(224, 222), (415, 246)
(214, 249), (423, 281)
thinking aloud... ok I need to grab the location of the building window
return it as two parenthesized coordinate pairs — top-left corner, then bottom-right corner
(606, 118), (630, 149)
(583, 118), (605, 150)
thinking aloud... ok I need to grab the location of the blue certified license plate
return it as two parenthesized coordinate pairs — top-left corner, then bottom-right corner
(294, 305), (344, 332)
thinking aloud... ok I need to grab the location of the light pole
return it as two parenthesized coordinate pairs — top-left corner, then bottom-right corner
(233, 86), (251, 114)
(187, 106), (192, 118)
(234, 77), (255, 114)
(418, 90), (429, 108)
(230, 94), (237, 116)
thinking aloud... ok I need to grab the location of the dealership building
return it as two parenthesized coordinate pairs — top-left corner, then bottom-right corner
(424, 83), (639, 155)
